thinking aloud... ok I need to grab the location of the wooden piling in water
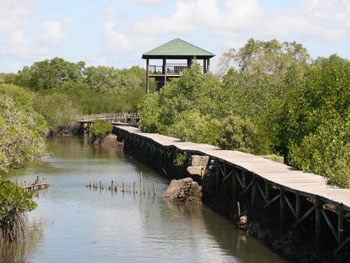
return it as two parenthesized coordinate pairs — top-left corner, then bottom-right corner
(140, 171), (143, 194)
(153, 183), (156, 196)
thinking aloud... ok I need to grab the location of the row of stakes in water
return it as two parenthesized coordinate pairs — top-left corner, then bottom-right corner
(85, 171), (156, 196)
(15, 176), (49, 188)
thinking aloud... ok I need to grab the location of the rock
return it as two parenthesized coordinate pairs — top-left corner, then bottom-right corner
(239, 215), (248, 230)
(92, 133), (123, 150)
(164, 178), (202, 204)
(186, 155), (209, 177)
(101, 133), (123, 150)
(239, 215), (248, 225)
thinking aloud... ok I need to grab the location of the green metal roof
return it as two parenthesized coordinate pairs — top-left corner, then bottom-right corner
(142, 38), (215, 58)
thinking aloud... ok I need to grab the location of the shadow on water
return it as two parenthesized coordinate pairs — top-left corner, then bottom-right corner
(142, 201), (288, 263)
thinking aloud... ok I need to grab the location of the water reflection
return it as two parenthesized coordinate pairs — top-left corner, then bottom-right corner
(0, 221), (44, 263)
(0, 136), (288, 263)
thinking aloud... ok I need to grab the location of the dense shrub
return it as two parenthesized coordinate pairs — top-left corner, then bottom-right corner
(288, 119), (350, 188)
(216, 115), (269, 154)
(0, 84), (48, 172)
(33, 93), (80, 130)
(0, 180), (37, 242)
(90, 121), (113, 136)
(168, 111), (221, 145)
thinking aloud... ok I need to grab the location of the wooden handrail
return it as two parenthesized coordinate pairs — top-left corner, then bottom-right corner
(76, 113), (140, 122)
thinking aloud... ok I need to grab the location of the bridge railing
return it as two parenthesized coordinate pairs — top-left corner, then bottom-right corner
(77, 113), (140, 124)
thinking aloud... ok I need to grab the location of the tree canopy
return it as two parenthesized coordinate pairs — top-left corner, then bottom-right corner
(141, 39), (350, 188)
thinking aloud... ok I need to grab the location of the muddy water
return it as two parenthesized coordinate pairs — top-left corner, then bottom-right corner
(1, 136), (287, 263)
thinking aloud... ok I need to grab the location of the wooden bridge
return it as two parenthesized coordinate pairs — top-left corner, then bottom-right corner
(115, 125), (350, 260)
(77, 113), (140, 124)
(77, 113), (140, 133)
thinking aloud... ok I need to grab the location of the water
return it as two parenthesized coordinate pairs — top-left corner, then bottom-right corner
(1, 136), (288, 263)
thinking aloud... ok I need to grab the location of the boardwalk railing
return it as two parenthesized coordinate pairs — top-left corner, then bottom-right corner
(76, 113), (140, 123)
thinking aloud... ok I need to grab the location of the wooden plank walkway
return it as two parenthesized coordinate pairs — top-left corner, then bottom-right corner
(116, 126), (350, 210)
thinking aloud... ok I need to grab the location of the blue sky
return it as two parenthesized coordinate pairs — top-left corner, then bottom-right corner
(1, 0), (350, 73)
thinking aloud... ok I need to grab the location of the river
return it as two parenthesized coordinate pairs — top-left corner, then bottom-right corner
(1, 136), (288, 263)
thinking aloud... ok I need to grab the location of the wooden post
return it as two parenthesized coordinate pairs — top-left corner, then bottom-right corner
(280, 187), (285, 234)
(242, 171), (246, 189)
(140, 171), (143, 194)
(264, 180), (270, 203)
(296, 193), (301, 243)
(187, 58), (192, 68)
(146, 58), (149, 93)
(133, 181), (136, 193)
(203, 59), (207, 73)
(215, 162), (220, 194)
(122, 182), (125, 192)
(338, 204), (344, 259)
(153, 183), (156, 196)
(232, 168), (236, 205)
(315, 197), (321, 254)
(207, 58), (210, 72)
(163, 58), (167, 86)
(251, 175), (256, 208)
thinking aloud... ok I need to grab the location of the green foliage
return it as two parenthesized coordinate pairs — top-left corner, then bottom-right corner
(90, 121), (113, 136)
(139, 93), (159, 133)
(0, 179), (37, 241)
(33, 93), (81, 129)
(0, 180), (37, 220)
(173, 152), (188, 167)
(140, 38), (350, 188)
(0, 84), (48, 172)
(288, 120), (350, 188)
(216, 38), (310, 80)
(5, 58), (154, 117)
(140, 63), (225, 143)
(168, 111), (221, 145)
(216, 115), (269, 154)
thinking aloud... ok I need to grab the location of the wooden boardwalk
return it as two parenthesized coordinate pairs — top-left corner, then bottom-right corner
(115, 125), (350, 257)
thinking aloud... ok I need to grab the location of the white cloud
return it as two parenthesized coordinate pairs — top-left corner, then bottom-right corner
(0, 1), (32, 33)
(1, 19), (68, 60)
(103, 22), (158, 52)
(132, 0), (263, 36)
(108, 0), (164, 5)
(103, 22), (132, 51)
(258, 0), (347, 41)
(39, 20), (67, 45)
(128, 0), (350, 50)
(94, 6), (118, 21)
